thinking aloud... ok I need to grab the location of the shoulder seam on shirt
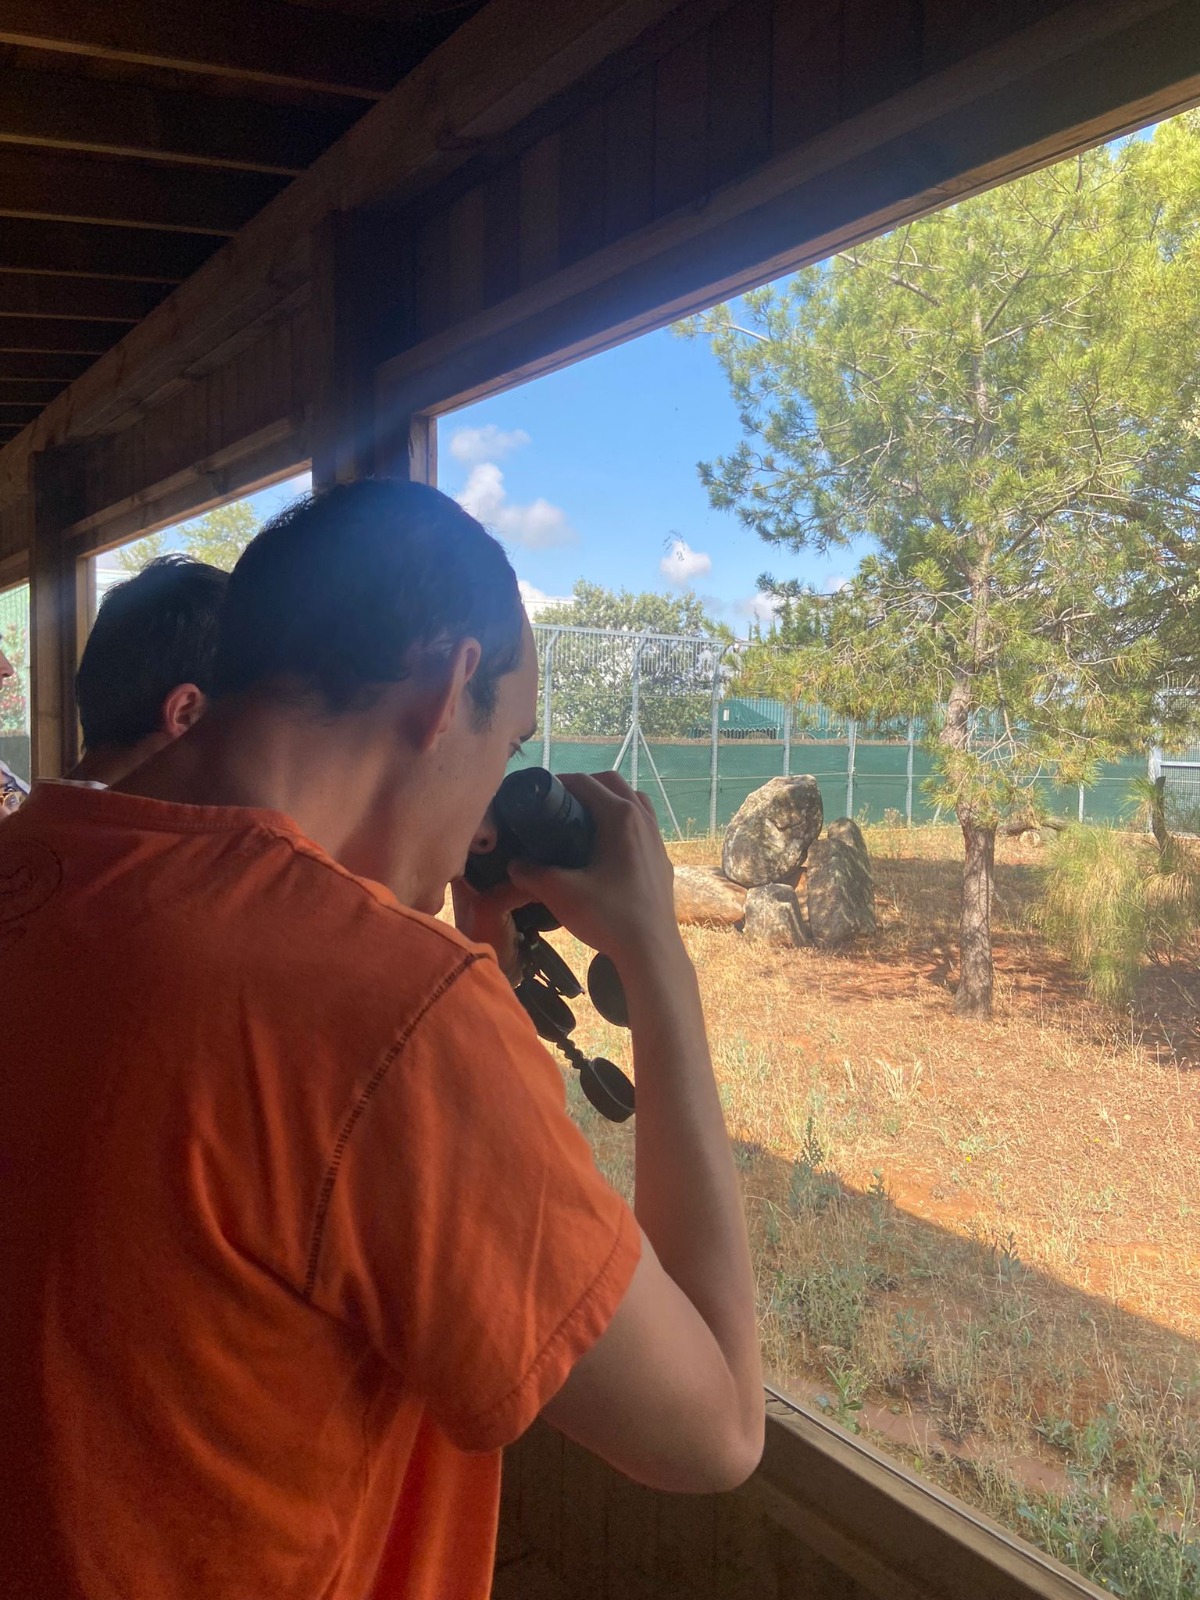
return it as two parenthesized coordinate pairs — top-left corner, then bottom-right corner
(265, 825), (480, 959)
(41, 796), (478, 960)
(302, 951), (486, 1300)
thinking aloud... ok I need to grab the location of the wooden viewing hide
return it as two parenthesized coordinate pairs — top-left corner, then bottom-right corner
(0, 1), (1197, 1592)
(494, 1392), (1108, 1599)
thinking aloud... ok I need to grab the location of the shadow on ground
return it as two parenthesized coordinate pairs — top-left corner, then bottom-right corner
(731, 1141), (1200, 1544)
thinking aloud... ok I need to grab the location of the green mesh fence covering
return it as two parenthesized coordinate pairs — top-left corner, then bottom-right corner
(524, 624), (1151, 838)
(513, 734), (1147, 839)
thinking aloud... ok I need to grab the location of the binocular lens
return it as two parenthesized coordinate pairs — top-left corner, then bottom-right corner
(580, 1057), (635, 1123)
(586, 953), (629, 1029)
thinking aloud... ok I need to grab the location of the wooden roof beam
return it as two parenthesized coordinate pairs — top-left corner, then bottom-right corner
(0, 380), (70, 405)
(0, 318), (127, 355)
(0, 276), (164, 322)
(0, 352), (91, 382)
(0, 0), (703, 478)
(0, 149), (286, 236)
(0, 219), (212, 283)
(0, 66), (358, 177)
(0, 0), (402, 98)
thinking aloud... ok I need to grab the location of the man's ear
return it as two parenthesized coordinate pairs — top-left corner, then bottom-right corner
(412, 638), (483, 752)
(160, 682), (208, 739)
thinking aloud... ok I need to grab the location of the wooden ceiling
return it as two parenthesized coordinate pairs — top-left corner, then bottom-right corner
(0, 0), (486, 444)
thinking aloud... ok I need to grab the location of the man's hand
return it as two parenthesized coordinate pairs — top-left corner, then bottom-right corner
(507, 772), (681, 978)
(519, 772), (764, 1490)
(449, 877), (529, 985)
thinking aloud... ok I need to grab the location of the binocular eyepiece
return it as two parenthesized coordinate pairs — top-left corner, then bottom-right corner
(466, 768), (634, 1123)
(465, 766), (594, 892)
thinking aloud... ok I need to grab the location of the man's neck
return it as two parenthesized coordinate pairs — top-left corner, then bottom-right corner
(68, 743), (155, 787)
(116, 697), (427, 905)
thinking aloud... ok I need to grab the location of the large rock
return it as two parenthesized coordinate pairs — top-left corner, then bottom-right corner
(722, 776), (824, 888)
(827, 816), (868, 861)
(743, 883), (810, 948)
(805, 828), (876, 947)
(673, 865), (747, 927)
(794, 867), (810, 929)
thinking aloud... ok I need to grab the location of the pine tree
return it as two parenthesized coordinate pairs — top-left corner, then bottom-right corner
(688, 123), (1200, 1016)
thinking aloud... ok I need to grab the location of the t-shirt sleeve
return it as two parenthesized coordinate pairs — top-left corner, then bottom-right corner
(305, 952), (640, 1452)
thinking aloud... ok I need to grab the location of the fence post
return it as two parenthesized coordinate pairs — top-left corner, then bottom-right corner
(905, 717), (915, 827)
(783, 701), (792, 777)
(709, 661), (722, 835)
(540, 630), (560, 771)
(630, 634), (645, 791)
(846, 717), (857, 819)
(1078, 784), (1085, 825)
(1147, 747), (1163, 838)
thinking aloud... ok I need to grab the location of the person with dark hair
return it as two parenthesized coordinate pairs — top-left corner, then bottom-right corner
(70, 554), (228, 786)
(0, 479), (762, 1600)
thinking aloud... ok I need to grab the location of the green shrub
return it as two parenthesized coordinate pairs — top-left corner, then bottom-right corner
(1036, 825), (1200, 1007)
(1037, 828), (1150, 1007)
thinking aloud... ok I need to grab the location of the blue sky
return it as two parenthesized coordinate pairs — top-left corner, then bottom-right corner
(436, 320), (856, 628)
(99, 312), (850, 631)
(204, 318), (856, 635)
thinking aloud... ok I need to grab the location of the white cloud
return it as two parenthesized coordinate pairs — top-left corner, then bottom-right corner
(659, 537), (712, 587)
(448, 424), (531, 466)
(519, 579), (551, 609)
(458, 461), (576, 549)
(734, 592), (783, 625)
(518, 580), (573, 619)
(823, 575), (850, 594)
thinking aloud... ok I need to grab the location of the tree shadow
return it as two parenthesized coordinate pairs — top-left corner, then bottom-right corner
(731, 1141), (1200, 1540)
(809, 853), (1200, 1068)
(1132, 964), (1200, 1069)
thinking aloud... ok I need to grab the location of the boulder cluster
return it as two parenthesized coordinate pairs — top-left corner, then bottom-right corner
(673, 776), (876, 949)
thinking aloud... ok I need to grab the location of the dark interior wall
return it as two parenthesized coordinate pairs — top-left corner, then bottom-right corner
(73, 303), (314, 555)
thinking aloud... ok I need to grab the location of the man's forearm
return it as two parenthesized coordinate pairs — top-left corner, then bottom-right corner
(618, 931), (762, 1422)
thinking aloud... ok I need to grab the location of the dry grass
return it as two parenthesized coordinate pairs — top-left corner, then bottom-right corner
(548, 824), (1200, 1597)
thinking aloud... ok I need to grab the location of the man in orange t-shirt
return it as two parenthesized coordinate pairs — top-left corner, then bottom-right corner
(0, 480), (762, 1599)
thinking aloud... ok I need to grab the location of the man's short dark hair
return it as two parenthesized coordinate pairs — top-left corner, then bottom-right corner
(213, 480), (524, 719)
(76, 555), (228, 748)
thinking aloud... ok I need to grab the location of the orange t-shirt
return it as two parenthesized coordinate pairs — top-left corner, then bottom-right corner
(0, 785), (639, 1600)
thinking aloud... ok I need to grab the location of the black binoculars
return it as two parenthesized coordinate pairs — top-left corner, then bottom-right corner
(466, 768), (635, 1123)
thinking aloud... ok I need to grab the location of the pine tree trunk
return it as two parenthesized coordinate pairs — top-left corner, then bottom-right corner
(1150, 775), (1169, 856)
(955, 813), (995, 1017)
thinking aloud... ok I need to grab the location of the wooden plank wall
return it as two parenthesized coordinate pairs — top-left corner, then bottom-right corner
(72, 307), (311, 556)
(397, 0), (1075, 355)
(0, 297), (311, 567)
(497, 1398), (1106, 1600)
(0, 491), (31, 566)
(499, 1417), (878, 1600)
(77, 307), (310, 537)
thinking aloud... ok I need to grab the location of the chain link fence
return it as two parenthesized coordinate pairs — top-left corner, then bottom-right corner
(1151, 745), (1200, 834)
(530, 623), (1148, 840)
(0, 581), (30, 784)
